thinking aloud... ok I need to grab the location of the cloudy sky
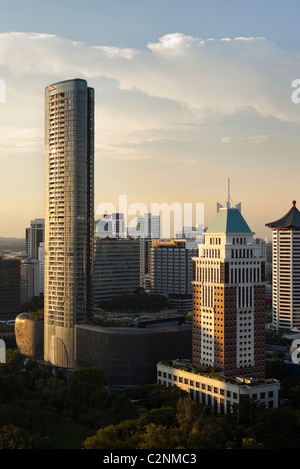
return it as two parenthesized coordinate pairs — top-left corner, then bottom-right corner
(1, 0), (300, 238)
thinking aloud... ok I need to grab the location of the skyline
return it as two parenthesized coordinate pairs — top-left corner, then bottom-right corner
(1, 1), (300, 239)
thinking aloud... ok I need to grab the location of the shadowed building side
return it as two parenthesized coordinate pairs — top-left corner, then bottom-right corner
(75, 322), (192, 388)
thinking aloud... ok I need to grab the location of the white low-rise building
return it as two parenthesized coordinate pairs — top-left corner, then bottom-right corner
(157, 360), (280, 414)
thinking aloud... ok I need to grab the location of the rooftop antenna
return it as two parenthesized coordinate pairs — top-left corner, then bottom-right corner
(227, 178), (231, 209)
(217, 179), (242, 212)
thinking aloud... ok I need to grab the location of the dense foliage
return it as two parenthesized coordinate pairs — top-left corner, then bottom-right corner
(0, 352), (136, 448)
(1, 351), (300, 449)
(83, 382), (300, 450)
(99, 288), (170, 313)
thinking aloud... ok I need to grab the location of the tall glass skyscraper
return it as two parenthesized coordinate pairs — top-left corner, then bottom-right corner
(44, 79), (94, 368)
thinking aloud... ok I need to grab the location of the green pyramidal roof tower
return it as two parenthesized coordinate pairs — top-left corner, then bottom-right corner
(206, 207), (252, 234)
(206, 180), (252, 234)
(191, 180), (267, 381)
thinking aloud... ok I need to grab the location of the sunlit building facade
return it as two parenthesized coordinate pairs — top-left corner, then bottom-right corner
(44, 78), (94, 368)
(157, 199), (281, 414)
(192, 202), (266, 379)
(150, 239), (198, 311)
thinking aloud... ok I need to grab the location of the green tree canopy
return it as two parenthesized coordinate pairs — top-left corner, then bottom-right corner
(0, 423), (52, 449)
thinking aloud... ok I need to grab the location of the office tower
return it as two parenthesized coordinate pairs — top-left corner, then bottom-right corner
(44, 78), (94, 368)
(25, 219), (44, 259)
(137, 214), (160, 290)
(20, 258), (40, 304)
(94, 237), (140, 305)
(266, 201), (300, 330)
(192, 201), (266, 379)
(0, 258), (21, 321)
(150, 239), (198, 311)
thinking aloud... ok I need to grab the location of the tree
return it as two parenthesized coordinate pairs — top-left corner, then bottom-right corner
(5, 349), (24, 373)
(176, 397), (206, 434)
(83, 424), (124, 449)
(0, 423), (52, 449)
(127, 384), (185, 410)
(138, 423), (182, 449)
(68, 367), (106, 417)
(241, 438), (265, 449)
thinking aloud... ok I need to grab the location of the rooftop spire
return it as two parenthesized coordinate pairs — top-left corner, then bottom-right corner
(217, 179), (241, 212)
(227, 179), (231, 209)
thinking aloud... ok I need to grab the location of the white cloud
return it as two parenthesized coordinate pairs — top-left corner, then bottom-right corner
(1, 31), (300, 237)
(0, 31), (299, 122)
(222, 134), (270, 144)
(1, 30), (300, 165)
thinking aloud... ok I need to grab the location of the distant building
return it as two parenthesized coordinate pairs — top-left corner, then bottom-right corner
(175, 225), (204, 242)
(0, 258), (21, 321)
(94, 237), (140, 305)
(137, 213), (160, 239)
(256, 238), (266, 259)
(137, 214), (160, 290)
(96, 213), (126, 239)
(25, 218), (44, 259)
(20, 258), (40, 304)
(150, 239), (198, 311)
(38, 242), (44, 295)
(266, 200), (300, 330)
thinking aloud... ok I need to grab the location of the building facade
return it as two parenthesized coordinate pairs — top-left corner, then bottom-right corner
(94, 237), (140, 305)
(0, 258), (20, 321)
(76, 321), (192, 388)
(15, 312), (44, 360)
(192, 203), (266, 379)
(38, 242), (45, 295)
(96, 213), (126, 239)
(20, 258), (40, 304)
(25, 218), (44, 259)
(266, 201), (300, 330)
(150, 239), (198, 311)
(44, 78), (94, 368)
(156, 200), (281, 414)
(137, 213), (160, 290)
(157, 361), (279, 414)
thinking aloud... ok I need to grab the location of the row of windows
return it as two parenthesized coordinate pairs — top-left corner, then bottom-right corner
(209, 237), (221, 245)
(158, 371), (274, 402)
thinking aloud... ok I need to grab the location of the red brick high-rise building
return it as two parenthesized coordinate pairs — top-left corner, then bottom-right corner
(192, 201), (266, 379)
